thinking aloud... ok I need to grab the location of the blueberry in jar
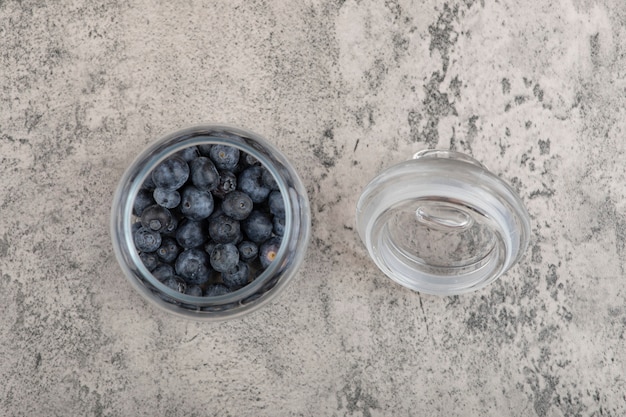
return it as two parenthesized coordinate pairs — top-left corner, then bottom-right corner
(221, 191), (253, 221)
(134, 226), (162, 252)
(222, 261), (249, 289)
(180, 185), (214, 221)
(175, 219), (206, 249)
(208, 213), (241, 244)
(139, 252), (159, 271)
(273, 216), (285, 237)
(190, 156), (220, 192)
(156, 237), (181, 264)
(184, 284), (203, 297)
(259, 236), (282, 269)
(212, 170), (237, 199)
(152, 263), (175, 281)
(268, 190), (285, 218)
(242, 210), (273, 243)
(175, 248), (212, 286)
(162, 276), (187, 293)
(238, 166), (270, 203)
(153, 188), (181, 209)
(140, 204), (173, 233)
(209, 243), (239, 273)
(209, 144), (240, 171)
(238, 241), (258, 262)
(151, 156), (189, 191)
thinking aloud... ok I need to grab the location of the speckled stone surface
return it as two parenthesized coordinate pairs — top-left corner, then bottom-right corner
(1, 0), (626, 415)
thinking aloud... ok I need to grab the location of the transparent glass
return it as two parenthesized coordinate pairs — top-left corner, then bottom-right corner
(111, 125), (311, 321)
(356, 150), (531, 295)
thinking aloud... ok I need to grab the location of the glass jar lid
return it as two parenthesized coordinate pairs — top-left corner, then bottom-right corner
(356, 150), (531, 295)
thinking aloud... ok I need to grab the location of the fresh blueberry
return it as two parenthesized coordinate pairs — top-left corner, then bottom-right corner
(221, 191), (253, 221)
(134, 226), (162, 252)
(209, 243), (239, 273)
(153, 188), (181, 209)
(268, 190), (285, 217)
(204, 284), (231, 297)
(140, 204), (173, 233)
(133, 188), (155, 216)
(243, 153), (260, 167)
(185, 284), (203, 297)
(151, 156), (189, 191)
(175, 146), (200, 162)
(180, 185), (214, 221)
(273, 216), (285, 236)
(208, 213), (241, 244)
(139, 252), (158, 271)
(212, 170), (237, 199)
(222, 261), (249, 289)
(238, 166), (270, 203)
(190, 156), (220, 192)
(175, 249), (212, 286)
(175, 219), (206, 249)
(242, 210), (273, 243)
(156, 237), (180, 263)
(259, 236), (282, 268)
(209, 144), (240, 171)
(162, 276), (187, 293)
(262, 168), (280, 191)
(152, 263), (175, 281)
(238, 241), (258, 262)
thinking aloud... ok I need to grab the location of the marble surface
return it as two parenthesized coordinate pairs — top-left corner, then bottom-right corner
(1, 0), (626, 415)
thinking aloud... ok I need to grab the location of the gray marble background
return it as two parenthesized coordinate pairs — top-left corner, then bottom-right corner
(1, 0), (625, 415)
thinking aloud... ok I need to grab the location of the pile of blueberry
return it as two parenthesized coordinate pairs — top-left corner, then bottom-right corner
(132, 143), (286, 301)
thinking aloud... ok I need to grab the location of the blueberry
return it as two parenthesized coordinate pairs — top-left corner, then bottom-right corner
(212, 170), (237, 199)
(152, 263), (175, 281)
(185, 284), (203, 297)
(175, 249), (212, 286)
(209, 145), (240, 171)
(156, 237), (180, 263)
(259, 237), (282, 268)
(268, 190), (285, 217)
(190, 156), (220, 192)
(238, 166), (270, 203)
(134, 226), (162, 252)
(204, 284), (231, 297)
(242, 210), (273, 243)
(209, 243), (239, 273)
(243, 153), (260, 167)
(175, 146), (200, 162)
(208, 213), (241, 244)
(133, 188), (155, 216)
(151, 156), (189, 191)
(162, 276), (187, 293)
(139, 252), (158, 271)
(238, 241), (258, 262)
(175, 219), (206, 249)
(273, 216), (285, 236)
(221, 191), (253, 221)
(153, 188), (181, 209)
(140, 204), (172, 233)
(180, 185), (214, 221)
(262, 168), (280, 191)
(222, 261), (249, 289)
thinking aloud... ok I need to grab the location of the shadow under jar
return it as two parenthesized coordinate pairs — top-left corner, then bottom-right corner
(111, 125), (311, 321)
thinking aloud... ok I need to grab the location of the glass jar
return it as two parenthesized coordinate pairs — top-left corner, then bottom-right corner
(111, 124), (311, 320)
(356, 150), (531, 295)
